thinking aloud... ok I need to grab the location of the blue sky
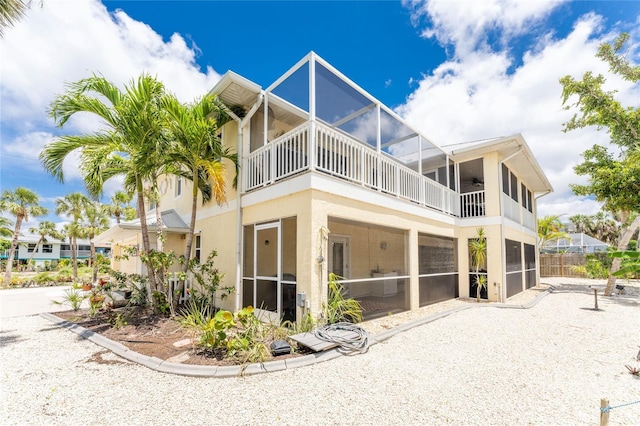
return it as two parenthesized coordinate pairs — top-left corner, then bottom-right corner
(1, 0), (640, 230)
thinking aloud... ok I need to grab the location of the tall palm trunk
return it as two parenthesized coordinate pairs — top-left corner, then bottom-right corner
(136, 177), (157, 291)
(27, 237), (44, 271)
(71, 236), (78, 280)
(3, 215), (23, 285)
(605, 215), (640, 295)
(90, 236), (97, 283)
(183, 170), (199, 272)
(172, 173), (199, 313)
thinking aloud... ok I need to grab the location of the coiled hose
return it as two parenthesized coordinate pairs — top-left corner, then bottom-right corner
(313, 322), (370, 353)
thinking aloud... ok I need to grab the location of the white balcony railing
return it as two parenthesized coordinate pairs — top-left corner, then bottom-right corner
(523, 209), (535, 230)
(501, 193), (536, 231)
(60, 250), (91, 258)
(460, 190), (485, 218)
(245, 121), (459, 216)
(502, 193), (521, 223)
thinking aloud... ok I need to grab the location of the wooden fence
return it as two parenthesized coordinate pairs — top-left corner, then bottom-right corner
(539, 253), (587, 278)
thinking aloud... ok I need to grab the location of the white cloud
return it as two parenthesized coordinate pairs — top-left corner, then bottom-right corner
(406, 0), (564, 56)
(398, 3), (637, 216)
(0, 0), (220, 198)
(0, 0), (220, 135)
(2, 132), (53, 168)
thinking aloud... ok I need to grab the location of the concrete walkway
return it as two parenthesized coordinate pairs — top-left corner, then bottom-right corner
(0, 285), (73, 318)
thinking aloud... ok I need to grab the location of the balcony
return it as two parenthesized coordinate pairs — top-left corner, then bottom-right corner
(245, 121), (460, 216)
(60, 250), (91, 258)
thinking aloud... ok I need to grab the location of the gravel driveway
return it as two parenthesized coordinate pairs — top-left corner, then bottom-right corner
(1, 279), (639, 425)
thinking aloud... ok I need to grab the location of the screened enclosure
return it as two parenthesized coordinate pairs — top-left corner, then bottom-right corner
(328, 217), (409, 321)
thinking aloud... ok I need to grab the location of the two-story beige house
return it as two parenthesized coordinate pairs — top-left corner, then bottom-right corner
(97, 52), (552, 323)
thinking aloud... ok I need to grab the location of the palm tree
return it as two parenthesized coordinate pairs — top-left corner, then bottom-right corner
(162, 93), (238, 271)
(0, 216), (13, 238)
(469, 227), (487, 302)
(0, 187), (48, 285)
(537, 215), (568, 251)
(569, 214), (591, 234)
(62, 221), (83, 278)
(26, 221), (64, 270)
(55, 192), (89, 280)
(41, 74), (171, 290)
(81, 202), (110, 282)
(0, 0), (27, 38)
(104, 190), (135, 224)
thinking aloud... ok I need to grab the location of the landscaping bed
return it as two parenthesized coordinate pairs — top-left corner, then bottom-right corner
(54, 307), (308, 366)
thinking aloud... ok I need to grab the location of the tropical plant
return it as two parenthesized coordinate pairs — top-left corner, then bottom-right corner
(571, 254), (611, 279)
(32, 271), (55, 285)
(610, 250), (640, 278)
(181, 250), (233, 312)
(0, 217), (13, 238)
(323, 273), (363, 324)
(0, 187), (48, 286)
(569, 212), (620, 246)
(560, 32), (640, 295)
(42, 74), (172, 291)
(26, 221), (64, 271)
(469, 227), (488, 302)
(104, 190), (135, 224)
(81, 201), (110, 282)
(282, 312), (316, 334)
(55, 192), (90, 280)
(537, 215), (568, 251)
(0, 0), (27, 37)
(180, 306), (235, 351)
(52, 289), (87, 311)
(179, 305), (275, 364)
(162, 93), (238, 272)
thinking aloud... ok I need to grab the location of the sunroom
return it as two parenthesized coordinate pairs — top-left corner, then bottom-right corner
(215, 52), (462, 218)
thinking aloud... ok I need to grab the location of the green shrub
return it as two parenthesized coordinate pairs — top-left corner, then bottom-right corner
(52, 289), (86, 311)
(9, 276), (24, 287)
(180, 305), (280, 364)
(152, 291), (170, 315)
(33, 272), (55, 284)
(323, 273), (363, 324)
(56, 259), (71, 269)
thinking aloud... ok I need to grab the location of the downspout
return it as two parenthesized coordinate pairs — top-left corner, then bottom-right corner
(497, 147), (523, 303)
(225, 93), (264, 311)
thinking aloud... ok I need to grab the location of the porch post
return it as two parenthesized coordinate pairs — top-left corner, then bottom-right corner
(309, 54), (316, 172)
(408, 229), (419, 311)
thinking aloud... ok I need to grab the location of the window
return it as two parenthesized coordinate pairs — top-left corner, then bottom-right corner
(418, 234), (458, 307)
(502, 164), (510, 195)
(27, 244), (36, 253)
(176, 176), (182, 197)
(505, 239), (523, 298)
(194, 235), (201, 263)
(510, 172), (518, 202)
(42, 244), (53, 253)
(521, 183), (533, 212)
(502, 164), (519, 202)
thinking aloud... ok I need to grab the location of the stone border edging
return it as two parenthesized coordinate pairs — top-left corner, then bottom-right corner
(39, 285), (554, 378)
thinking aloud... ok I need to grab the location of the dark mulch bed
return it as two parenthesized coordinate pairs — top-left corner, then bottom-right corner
(54, 307), (306, 366)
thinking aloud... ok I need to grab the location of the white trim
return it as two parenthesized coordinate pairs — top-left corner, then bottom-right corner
(241, 172), (459, 226)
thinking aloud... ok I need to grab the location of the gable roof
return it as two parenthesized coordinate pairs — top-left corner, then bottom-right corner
(444, 134), (553, 194)
(95, 209), (189, 245)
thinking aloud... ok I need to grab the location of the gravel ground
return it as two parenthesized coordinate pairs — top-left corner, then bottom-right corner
(1, 279), (639, 425)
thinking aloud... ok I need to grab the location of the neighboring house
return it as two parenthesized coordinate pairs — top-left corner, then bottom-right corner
(96, 52), (553, 322)
(541, 232), (609, 254)
(0, 235), (110, 269)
